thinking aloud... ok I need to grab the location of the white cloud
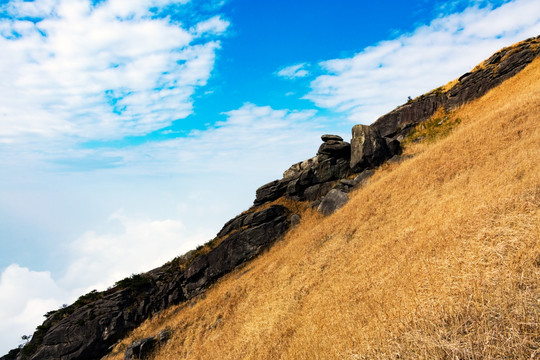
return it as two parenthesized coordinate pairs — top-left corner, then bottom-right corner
(306, 0), (540, 124)
(110, 103), (342, 180)
(0, 0), (225, 143)
(0, 209), (212, 354)
(60, 210), (212, 291)
(194, 15), (230, 36)
(0, 264), (69, 354)
(277, 63), (310, 79)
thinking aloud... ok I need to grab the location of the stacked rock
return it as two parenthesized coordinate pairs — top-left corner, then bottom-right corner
(317, 134), (350, 160)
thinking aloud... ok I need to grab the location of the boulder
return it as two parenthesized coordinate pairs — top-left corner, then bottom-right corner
(283, 157), (318, 179)
(386, 138), (402, 156)
(353, 169), (376, 188)
(217, 213), (247, 238)
(303, 182), (334, 202)
(158, 329), (171, 343)
(124, 337), (157, 360)
(350, 125), (390, 171)
(317, 189), (349, 216)
(254, 179), (288, 206)
(321, 134), (343, 142)
(317, 140), (350, 159)
(290, 214), (301, 227)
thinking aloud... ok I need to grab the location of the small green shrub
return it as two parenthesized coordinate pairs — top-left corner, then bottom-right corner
(402, 108), (462, 147)
(114, 274), (152, 291)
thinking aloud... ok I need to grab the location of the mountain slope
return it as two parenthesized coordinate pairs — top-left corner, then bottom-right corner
(105, 54), (540, 358)
(4, 37), (539, 360)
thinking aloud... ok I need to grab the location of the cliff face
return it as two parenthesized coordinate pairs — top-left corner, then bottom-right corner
(4, 35), (539, 360)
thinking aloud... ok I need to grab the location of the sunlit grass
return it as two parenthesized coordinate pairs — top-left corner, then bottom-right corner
(105, 56), (540, 360)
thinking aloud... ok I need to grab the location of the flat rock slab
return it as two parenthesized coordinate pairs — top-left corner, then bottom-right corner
(321, 134), (343, 142)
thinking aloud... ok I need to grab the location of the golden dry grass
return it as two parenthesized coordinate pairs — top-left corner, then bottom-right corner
(105, 57), (540, 360)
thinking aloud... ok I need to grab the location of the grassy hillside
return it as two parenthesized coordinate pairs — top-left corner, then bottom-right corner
(106, 57), (540, 359)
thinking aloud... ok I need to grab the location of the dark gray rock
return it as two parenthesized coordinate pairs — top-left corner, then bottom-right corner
(158, 329), (171, 343)
(217, 213), (247, 238)
(372, 36), (540, 140)
(124, 337), (157, 360)
(386, 138), (402, 156)
(218, 205), (289, 239)
(243, 205), (290, 229)
(321, 134), (343, 142)
(339, 178), (357, 187)
(182, 205), (290, 297)
(303, 182), (334, 202)
(350, 125), (390, 171)
(353, 169), (376, 189)
(314, 158), (351, 184)
(254, 179), (288, 206)
(283, 157), (318, 179)
(290, 214), (301, 227)
(332, 183), (351, 193)
(317, 140), (350, 159)
(317, 189), (349, 216)
(371, 93), (444, 139)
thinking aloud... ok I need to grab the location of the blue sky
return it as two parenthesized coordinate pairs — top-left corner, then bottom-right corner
(1, 0), (539, 353)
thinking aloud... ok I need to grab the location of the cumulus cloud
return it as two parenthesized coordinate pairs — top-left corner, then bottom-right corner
(0, 0), (227, 143)
(306, 0), (540, 124)
(0, 264), (68, 354)
(194, 15), (230, 36)
(0, 209), (212, 354)
(277, 63), (310, 79)
(60, 210), (212, 291)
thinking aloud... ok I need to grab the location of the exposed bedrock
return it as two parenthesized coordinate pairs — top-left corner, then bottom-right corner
(372, 35), (540, 140)
(17, 205), (291, 360)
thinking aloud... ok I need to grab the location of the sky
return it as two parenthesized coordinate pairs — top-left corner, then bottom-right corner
(0, 0), (539, 354)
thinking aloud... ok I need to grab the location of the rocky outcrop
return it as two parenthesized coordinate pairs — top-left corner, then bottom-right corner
(0, 349), (20, 360)
(317, 136), (350, 159)
(7, 36), (540, 360)
(372, 35), (540, 140)
(15, 127), (387, 359)
(14, 205), (291, 360)
(350, 125), (389, 171)
(182, 205), (290, 297)
(254, 133), (388, 208)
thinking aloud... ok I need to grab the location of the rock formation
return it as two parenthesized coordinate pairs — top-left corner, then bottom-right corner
(350, 125), (389, 171)
(372, 36), (540, 140)
(10, 205), (290, 360)
(5, 35), (539, 360)
(254, 130), (393, 210)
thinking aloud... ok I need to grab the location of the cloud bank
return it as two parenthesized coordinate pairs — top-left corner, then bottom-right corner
(306, 0), (540, 124)
(0, 209), (212, 353)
